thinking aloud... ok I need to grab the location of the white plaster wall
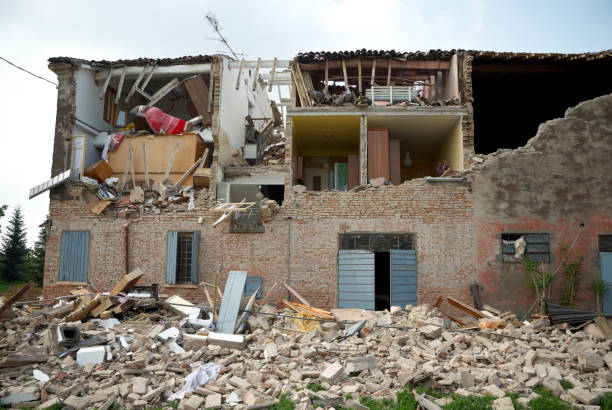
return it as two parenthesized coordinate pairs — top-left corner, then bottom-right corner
(72, 66), (114, 169)
(218, 58), (273, 153)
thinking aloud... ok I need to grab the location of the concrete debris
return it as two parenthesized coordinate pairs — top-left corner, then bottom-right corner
(1, 290), (611, 409)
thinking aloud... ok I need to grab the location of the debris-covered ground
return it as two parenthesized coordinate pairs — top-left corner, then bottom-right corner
(0, 275), (611, 409)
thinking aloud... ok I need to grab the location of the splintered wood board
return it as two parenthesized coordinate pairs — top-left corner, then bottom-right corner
(88, 199), (111, 215)
(107, 134), (204, 185)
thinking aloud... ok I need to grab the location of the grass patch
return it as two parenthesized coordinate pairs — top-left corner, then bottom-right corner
(306, 382), (324, 392)
(444, 394), (495, 410)
(506, 392), (527, 410)
(529, 387), (571, 410)
(359, 387), (417, 410)
(272, 395), (294, 410)
(601, 393), (612, 410)
(560, 379), (573, 390)
(345, 393), (353, 400)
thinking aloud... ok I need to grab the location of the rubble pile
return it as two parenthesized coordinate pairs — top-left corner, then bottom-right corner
(0, 281), (611, 409)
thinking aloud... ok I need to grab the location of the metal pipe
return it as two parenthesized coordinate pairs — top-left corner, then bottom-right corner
(287, 217), (292, 299)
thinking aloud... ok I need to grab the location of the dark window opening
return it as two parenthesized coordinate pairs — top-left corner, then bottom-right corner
(339, 233), (414, 251)
(501, 232), (550, 263)
(472, 59), (612, 154)
(176, 232), (193, 283)
(312, 176), (322, 191)
(375, 252), (391, 311)
(600, 235), (612, 253)
(261, 184), (284, 205)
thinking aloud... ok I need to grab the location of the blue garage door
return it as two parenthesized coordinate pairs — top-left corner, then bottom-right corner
(390, 249), (417, 307)
(338, 250), (375, 309)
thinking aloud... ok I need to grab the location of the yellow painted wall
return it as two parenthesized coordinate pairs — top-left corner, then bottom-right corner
(434, 118), (464, 172)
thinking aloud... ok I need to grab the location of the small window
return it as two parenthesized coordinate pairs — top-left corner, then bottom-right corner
(501, 233), (550, 263)
(166, 231), (200, 284)
(176, 233), (193, 284)
(103, 86), (127, 128)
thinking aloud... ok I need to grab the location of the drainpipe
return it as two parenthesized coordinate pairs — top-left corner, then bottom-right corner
(123, 222), (129, 274)
(287, 217), (292, 299)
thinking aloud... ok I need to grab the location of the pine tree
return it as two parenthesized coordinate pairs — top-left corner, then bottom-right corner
(29, 225), (47, 285)
(0, 207), (28, 282)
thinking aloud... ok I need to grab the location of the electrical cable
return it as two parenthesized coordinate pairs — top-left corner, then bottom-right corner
(0, 56), (58, 87)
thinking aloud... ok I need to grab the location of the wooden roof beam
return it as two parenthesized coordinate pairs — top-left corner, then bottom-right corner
(300, 58), (450, 71)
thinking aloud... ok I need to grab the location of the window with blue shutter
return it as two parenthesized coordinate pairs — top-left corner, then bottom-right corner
(59, 231), (90, 282)
(166, 231), (200, 284)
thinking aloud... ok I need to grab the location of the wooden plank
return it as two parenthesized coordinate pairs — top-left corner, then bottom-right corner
(145, 78), (179, 108)
(217, 271), (248, 334)
(110, 268), (144, 295)
(99, 69), (113, 100)
(433, 296), (443, 307)
(347, 154), (359, 189)
(129, 144), (136, 189)
(183, 75), (212, 124)
(357, 59), (362, 95)
(268, 57), (277, 92)
(234, 287), (259, 333)
(140, 65), (157, 92)
(0, 284), (29, 318)
(389, 139), (401, 185)
(324, 60), (328, 92)
(164, 143), (180, 181)
(447, 296), (486, 319)
(174, 157), (203, 188)
(141, 141), (150, 189)
(371, 58), (376, 86)
(88, 198), (111, 215)
(342, 59), (349, 92)
(300, 59), (450, 72)
(235, 59), (244, 90)
(125, 64), (148, 104)
(258, 281), (278, 307)
(367, 128), (390, 181)
(252, 58), (261, 91)
(284, 283), (311, 306)
(115, 66), (127, 104)
(208, 63), (215, 112)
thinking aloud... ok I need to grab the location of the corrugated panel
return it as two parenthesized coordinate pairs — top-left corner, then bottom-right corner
(390, 249), (417, 307)
(338, 250), (375, 309)
(190, 231), (200, 285)
(59, 231), (89, 282)
(217, 271), (248, 334)
(166, 231), (177, 285)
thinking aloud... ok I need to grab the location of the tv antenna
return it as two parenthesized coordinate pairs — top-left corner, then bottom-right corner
(205, 13), (242, 60)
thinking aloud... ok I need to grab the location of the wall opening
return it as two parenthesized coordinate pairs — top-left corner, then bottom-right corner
(292, 115), (360, 190)
(366, 115), (463, 182)
(261, 184), (284, 205)
(472, 58), (612, 154)
(375, 252), (390, 311)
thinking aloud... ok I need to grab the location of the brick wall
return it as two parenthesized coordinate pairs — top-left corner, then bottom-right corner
(43, 179), (475, 309)
(471, 93), (612, 316)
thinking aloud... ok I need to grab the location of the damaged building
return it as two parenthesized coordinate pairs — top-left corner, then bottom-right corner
(32, 49), (612, 317)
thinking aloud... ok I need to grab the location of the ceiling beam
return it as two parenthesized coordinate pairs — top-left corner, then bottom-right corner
(300, 59), (450, 72)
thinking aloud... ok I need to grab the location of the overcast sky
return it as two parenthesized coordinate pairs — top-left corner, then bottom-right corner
(1, 0), (611, 246)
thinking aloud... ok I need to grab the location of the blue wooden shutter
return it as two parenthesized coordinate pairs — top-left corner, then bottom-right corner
(190, 231), (200, 285)
(390, 249), (417, 307)
(338, 250), (375, 309)
(166, 231), (177, 284)
(59, 231), (89, 282)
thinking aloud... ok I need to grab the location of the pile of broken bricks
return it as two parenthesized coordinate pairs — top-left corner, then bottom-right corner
(0, 284), (611, 409)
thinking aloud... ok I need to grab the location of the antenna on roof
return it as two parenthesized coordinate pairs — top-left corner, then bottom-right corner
(205, 12), (241, 60)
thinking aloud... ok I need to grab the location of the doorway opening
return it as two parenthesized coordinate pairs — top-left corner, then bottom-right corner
(375, 252), (390, 311)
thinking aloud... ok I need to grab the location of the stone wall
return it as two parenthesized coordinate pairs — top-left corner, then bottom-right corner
(471, 93), (612, 315)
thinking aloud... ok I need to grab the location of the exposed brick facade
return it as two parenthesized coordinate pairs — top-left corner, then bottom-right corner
(43, 180), (474, 309)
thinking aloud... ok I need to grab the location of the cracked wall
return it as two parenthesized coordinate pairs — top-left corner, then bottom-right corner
(472, 93), (612, 315)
